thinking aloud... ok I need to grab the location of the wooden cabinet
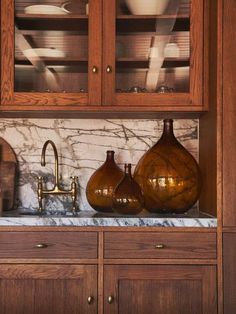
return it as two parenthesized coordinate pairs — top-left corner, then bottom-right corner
(0, 264), (97, 314)
(104, 231), (217, 259)
(0, 231), (98, 259)
(0, 228), (217, 314)
(0, 0), (209, 113)
(104, 265), (217, 314)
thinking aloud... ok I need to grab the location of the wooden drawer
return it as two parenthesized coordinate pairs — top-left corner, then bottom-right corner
(104, 232), (217, 259)
(0, 232), (98, 259)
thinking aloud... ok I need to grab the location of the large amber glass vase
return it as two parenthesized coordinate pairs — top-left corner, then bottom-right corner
(112, 164), (143, 215)
(134, 119), (201, 214)
(86, 151), (123, 212)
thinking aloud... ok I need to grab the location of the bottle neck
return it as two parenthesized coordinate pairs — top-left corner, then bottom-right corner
(160, 119), (175, 140)
(124, 163), (132, 178)
(106, 150), (115, 163)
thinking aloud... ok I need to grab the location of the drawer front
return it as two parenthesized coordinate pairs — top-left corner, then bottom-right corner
(0, 232), (98, 259)
(104, 232), (217, 259)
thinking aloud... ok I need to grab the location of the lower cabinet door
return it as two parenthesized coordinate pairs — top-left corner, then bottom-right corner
(0, 264), (97, 314)
(104, 265), (217, 314)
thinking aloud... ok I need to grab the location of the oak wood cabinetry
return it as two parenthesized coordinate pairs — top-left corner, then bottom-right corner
(0, 264), (97, 314)
(0, 228), (217, 314)
(221, 0), (236, 312)
(0, 0), (209, 113)
(104, 265), (217, 314)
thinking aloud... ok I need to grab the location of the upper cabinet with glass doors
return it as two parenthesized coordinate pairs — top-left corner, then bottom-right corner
(102, 0), (206, 111)
(1, 0), (102, 109)
(0, 0), (208, 113)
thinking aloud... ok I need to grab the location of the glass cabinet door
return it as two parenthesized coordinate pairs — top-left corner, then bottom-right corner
(103, 0), (204, 109)
(15, 0), (90, 93)
(1, 0), (102, 107)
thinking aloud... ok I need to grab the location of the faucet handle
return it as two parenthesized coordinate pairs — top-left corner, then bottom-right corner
(70, 176), (78, 214)
(70, 176), (78, 182)
(37, 176), (46, 183)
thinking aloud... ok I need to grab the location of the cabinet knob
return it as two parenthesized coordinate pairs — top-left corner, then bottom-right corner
(155, 244), (165, 249)
(106, 66), (112, 73)
(87, 296), (93, 304)
(35, 243), (48, 249)
(107, 295), (114, 304)
(92, 66), (98, 73)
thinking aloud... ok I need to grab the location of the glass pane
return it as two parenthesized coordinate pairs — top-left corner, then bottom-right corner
(116, 0), (190, 93)
(15, 0), (89, 93)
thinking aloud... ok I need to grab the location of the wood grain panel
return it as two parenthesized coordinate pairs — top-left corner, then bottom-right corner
(0, 232), (98, 259)
(13, 92), (88, 106)
(104, 232), (216, 259)
(189, 0), (203, 106)
(104, 265), (217, 314)
(0, 264), (97, 314)
(1, 0), (14, 105)
(222, 0), (236, 226)
(88, 0), (102, 106)
(223, 233), (236, 314)
(103, 0), (116, 105)
(198, 0), (218, 217)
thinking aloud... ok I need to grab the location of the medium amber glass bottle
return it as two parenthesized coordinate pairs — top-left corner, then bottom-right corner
(112, 163), (143, 215)
(134, 119), (201, 214)
(86, 151), (123, 212)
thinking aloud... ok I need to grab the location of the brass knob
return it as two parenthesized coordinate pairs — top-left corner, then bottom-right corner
(87, 296), (93, 304)
(106, 66), (112, 73)
(155, 244), (165, 249)
(35, 243), (48, 249)
(92, 66), (98, 73)
(107, 295), (114, 304)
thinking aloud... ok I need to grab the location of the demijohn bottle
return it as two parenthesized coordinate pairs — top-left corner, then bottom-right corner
(134, 119), (201, 214)
(86, 151), (123, 212)
(112, 163), (143, 215)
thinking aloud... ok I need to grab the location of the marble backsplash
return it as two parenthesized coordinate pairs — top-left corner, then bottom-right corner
(0, 119), (198, 213)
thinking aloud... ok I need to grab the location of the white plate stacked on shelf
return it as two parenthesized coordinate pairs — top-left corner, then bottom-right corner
(24, 5), (68, 15)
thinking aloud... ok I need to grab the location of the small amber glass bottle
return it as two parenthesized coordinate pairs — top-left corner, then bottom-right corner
(112, 163), (143, 215)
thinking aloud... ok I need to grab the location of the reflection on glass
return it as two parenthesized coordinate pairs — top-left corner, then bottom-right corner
(116, 0), (190, 93)
(14, 0), (89, 93)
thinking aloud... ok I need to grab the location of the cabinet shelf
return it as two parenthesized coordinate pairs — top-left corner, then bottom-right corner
(116, 17), (189, 33)
(116, 58), (189, 68)
(117, 14), (189, 19)
(16, 15), (189, 33)
(15, 14), (88, 31)
(15, 57), (189, 69)
(15, 57), (88, 65)
(15, 13), (88, 19)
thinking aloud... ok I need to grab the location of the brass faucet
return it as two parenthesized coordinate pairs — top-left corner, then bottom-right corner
(37, 140), (78, 214)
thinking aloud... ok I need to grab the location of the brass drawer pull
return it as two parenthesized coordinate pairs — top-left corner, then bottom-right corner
(107, 295), (114, 304)
(92, 66), (98, 73)
(106, 65), (112, 73)
(35, 243), (48, 249)
(87, 296), (93, 304)
(155, 244), (165, 249)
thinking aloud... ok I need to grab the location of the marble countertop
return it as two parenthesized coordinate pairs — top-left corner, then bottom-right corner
(0, 211), (217, 227)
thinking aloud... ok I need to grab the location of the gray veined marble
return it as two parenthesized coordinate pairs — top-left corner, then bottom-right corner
(0, 118), (200, 215)
(0, 211), (217, 227)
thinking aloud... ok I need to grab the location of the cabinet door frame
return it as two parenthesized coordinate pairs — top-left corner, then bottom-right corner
(0, 264), (97, 313)
(102, 0), (205, 111)
(104, 265), (217, 314)
(0, 0), (102, 109)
